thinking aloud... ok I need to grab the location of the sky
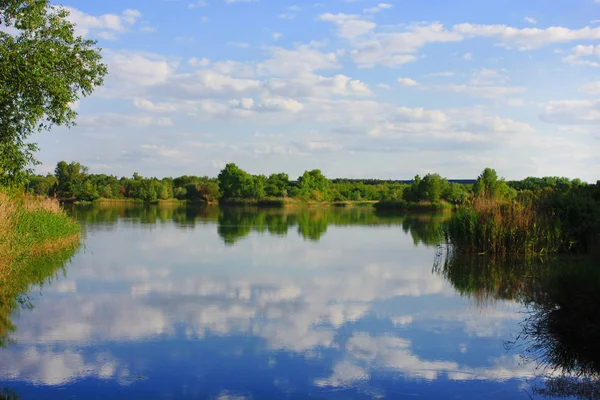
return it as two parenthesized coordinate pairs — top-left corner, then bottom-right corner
(30, 0), (600, 181)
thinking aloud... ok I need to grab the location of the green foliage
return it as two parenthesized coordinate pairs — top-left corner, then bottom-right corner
(218, 163), (257, 199)
(266, 173), (289, 197)
(473, 168), (514, 200)
(298, 169), (330, 201)
(444, 198), (566, 258)
(0, 0), (107, 185)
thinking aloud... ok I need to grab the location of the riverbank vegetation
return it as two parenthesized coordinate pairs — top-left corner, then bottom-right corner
(1, 0), (104, 344)
(0, 191), (80, 271)
(30, 161), (475, 207)
(442, 169), (599, 258)
(0, 191), (81, 345)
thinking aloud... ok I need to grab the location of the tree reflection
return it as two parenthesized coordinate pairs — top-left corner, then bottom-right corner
(512, 258), (600, 399)
(433, 250), (543, 306)
(69, 204), (450, 246)
(434, 251), (600, 398)
(0, 243), (80, 347)
(0, 388), (19, 400)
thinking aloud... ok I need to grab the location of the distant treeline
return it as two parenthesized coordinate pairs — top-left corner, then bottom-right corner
(26, 161), (594, 206)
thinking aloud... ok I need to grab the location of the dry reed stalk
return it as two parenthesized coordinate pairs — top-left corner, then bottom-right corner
(22, 195), (62, 214)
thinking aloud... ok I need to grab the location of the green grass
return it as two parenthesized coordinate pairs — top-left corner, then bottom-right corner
(443, 197), (566, 258)
(1, 191), (80, 272)
(0, 190), (81, 347)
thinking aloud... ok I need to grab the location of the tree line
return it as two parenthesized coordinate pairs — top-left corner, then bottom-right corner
(25, 161), (594, 206)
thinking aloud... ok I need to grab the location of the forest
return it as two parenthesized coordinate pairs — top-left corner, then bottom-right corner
(25, 161), (593, 207)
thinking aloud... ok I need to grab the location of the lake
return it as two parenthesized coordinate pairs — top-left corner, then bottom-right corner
(0, 204), (577, 399)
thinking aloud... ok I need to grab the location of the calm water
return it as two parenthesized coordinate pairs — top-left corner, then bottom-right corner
(0, 205), (568, 399)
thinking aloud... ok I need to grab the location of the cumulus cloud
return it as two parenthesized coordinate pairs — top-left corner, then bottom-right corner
(454, 23), (600, 50)
(63, 6), (142, 39)
(363, 3), (393, 14)
(397, 77), (419, 87)
(524, 17), (537, 25)
(78, 114), (173, 128)
(318, 13), (376, 39)
(562, 44), (600, 67)
(580, 81), (600, 94)
(540, 99), (600, 125)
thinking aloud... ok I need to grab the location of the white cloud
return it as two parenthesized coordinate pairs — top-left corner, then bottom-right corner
(397, 77), (419, 87)
(454, 23), (600, 50)
(226, 41), (250, 48)
(425, 71), (455, 77)
(278, 13), (296, 19)
(347, 23), (464, 68)
(63, 6), (142, 39)
(229, 97), (305, 112)
(363, 3), (393, 14)
(580, 81), (600, 94)
(524, 17), (537, 25)
(189, 57), (211, 67)
(78, 114), (173, 127)
(540, 99), (600, 124)
(318, 13), (376, 39)
(470, 69), (509, 86)
(434, 85), (525, 99)
(562, 44), (600, 67)
(106, 51), (177, 86)
(463, 52), (473, 60)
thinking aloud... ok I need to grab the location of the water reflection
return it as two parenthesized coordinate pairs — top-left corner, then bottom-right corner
(67, 204), (447, 246)
(0, 388), (19, 400)
(436, 250), (600, 399)
(0, 205), (570, 399)
(0, 244), (79, 347)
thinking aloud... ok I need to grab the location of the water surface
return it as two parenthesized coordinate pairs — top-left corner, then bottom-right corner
(0, 205), (564, 399)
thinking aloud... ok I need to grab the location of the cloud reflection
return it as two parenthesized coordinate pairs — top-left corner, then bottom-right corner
(0, 210), (538, 394)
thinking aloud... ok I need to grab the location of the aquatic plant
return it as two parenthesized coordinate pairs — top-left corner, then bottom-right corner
(443, 197), (566, 258)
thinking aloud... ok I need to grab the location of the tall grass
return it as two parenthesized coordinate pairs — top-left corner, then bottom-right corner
(0, 191), (80, 273)
(0, 191), (81, 346)
(443, 197), (566, 258)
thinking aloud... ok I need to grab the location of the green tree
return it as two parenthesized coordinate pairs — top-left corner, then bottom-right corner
(54, 161), (88, 199)
(297, 169), (330, 200)
(474, 168), (511, 200)
(419, 173), (447, 203)
(218, 163), (254, 198)
(158, 181), (172, 200)
(0, 0), (107, 186)
(266, 173), (289, 197)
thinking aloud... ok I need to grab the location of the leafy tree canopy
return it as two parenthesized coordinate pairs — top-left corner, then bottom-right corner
(0, 0), (107, 186)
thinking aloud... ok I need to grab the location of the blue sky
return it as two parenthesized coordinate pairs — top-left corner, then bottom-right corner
(32, 0), (600, 180)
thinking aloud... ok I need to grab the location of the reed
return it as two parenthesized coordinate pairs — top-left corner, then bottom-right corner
(443, 197), (565, 258)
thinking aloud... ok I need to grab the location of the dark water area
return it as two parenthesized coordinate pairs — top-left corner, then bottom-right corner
(0, 204), (597, 399)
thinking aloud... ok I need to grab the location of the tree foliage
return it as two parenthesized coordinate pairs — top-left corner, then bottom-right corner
(0, 0), (107, 186)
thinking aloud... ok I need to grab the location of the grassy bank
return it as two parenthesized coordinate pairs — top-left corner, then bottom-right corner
(0, 191), (80, 273)
(0, 191), (81, 345)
